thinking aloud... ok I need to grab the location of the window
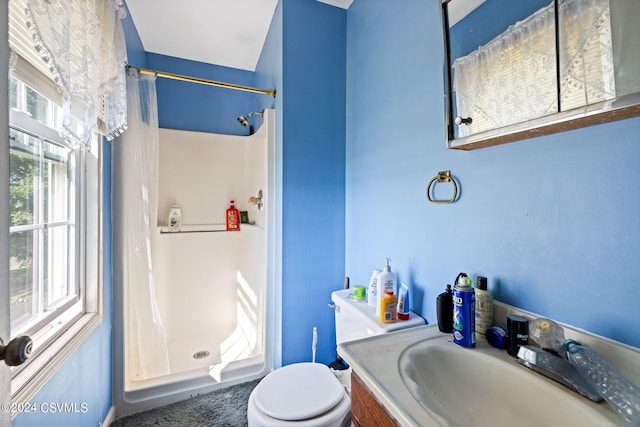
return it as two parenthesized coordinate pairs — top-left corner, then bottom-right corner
(9, 80), (79, 339)
(8, 0), (102, 405)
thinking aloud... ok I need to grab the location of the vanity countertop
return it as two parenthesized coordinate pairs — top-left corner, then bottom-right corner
(338, 307), (640, 427)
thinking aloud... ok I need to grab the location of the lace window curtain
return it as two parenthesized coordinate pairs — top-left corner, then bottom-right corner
(25, 0), (128, 145)
(452, 0), (614, 138)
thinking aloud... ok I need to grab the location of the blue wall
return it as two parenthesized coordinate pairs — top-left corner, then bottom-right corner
(345, 0), (640, 348)
(11, 314), (112, 427)
(279, 0), (346, 365)
(144, 53), (257, 135)
(255, 0), (281, 116)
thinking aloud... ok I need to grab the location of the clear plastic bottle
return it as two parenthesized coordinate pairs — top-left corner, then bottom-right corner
(565, 339), (640, 426)
(529, 318), (565, 355)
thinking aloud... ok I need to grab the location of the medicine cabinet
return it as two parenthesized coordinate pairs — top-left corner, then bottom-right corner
(443, 0), (640, 150)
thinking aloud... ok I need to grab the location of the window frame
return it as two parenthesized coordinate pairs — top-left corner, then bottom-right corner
(7, 68), (103, 408)
(9, 111), (82, 335)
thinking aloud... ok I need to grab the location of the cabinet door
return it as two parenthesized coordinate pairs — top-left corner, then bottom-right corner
(445, 0), (640, 149)
(351, 372), (399, 427)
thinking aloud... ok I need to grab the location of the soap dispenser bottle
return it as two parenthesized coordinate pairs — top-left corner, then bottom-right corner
(436, 285), (454, 333)
(376, 258), (397, 316)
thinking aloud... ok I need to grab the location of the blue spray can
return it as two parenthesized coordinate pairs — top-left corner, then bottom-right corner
(453, 272), (475, 348)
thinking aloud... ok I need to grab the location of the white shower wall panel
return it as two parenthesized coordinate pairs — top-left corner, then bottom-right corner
(152, 231), (241, 361)
(158, 128), (249, 227)
(240, 127), (267, 229)
(151, 126), (267, 376)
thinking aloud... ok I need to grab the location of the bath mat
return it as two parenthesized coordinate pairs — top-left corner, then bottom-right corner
(112, 378), (261, 427)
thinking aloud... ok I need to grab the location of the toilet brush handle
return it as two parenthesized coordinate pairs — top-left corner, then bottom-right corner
(312, 327), (318, 363)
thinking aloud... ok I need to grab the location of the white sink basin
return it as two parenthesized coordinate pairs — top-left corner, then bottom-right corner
(399, 334), (617, 427)
(338, 319), (634, 427)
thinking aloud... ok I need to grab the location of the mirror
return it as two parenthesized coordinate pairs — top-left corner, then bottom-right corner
(444, 0), (640, 150)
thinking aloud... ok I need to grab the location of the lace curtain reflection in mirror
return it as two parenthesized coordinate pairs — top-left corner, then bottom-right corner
(444, 0), (640, 149)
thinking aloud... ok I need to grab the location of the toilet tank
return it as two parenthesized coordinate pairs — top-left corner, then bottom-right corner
(331, 289), (425, 348)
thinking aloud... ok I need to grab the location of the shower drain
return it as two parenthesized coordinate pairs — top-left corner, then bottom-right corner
(193, 350), (210, 360)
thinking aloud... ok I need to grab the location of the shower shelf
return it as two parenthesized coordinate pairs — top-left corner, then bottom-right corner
(159, 224), (258, 234)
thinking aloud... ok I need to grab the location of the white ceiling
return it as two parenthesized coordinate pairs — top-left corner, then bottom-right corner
(448, 0), (485, 26)
(126, 0), (352, 72)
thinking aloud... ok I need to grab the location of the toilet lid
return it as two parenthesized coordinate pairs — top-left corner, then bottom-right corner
(254, 362), (345, 421)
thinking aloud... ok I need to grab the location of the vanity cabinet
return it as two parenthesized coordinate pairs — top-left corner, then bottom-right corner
(351, 372), (399, 427)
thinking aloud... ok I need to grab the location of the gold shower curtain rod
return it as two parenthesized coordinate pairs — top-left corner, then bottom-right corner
(127, 66), (276, 97)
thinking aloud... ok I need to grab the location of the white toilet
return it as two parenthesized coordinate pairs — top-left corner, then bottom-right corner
(247, 289), (425, 427)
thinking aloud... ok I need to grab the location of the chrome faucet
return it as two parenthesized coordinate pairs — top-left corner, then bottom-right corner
(517, 345), (602, 402)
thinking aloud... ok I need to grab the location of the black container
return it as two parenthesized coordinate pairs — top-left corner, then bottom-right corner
(436, 285), (454, 333)
(507, 314), (529, 357)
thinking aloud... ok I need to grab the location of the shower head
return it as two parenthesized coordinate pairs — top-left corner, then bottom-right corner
(236, 110), (264, 127)
(237, 115), (249, 127)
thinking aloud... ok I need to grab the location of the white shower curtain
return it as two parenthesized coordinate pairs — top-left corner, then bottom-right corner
(113, 69), (171, 381)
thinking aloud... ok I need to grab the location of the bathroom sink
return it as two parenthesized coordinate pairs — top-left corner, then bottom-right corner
(398, 334), (618, 427)
(339, 309), (638, 427)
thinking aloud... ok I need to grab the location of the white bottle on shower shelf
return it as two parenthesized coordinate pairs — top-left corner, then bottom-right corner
(168, 204), (182, 232)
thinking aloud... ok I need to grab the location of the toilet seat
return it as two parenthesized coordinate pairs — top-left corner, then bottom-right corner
(253, 363), (345, 421)
(247, 362), (351, 427)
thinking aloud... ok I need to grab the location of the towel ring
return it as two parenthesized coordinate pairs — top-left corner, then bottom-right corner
(426, 170), (458, 204)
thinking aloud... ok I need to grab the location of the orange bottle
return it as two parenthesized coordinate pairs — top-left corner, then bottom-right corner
(226, 200), (240, 231)
(379, 290), (397, 324)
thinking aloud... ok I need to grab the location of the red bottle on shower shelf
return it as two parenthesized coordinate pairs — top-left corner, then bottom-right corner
(226, 200), (240, 231)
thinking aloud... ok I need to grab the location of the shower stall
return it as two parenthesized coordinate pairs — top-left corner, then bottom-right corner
(113, 108), (277, 416)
